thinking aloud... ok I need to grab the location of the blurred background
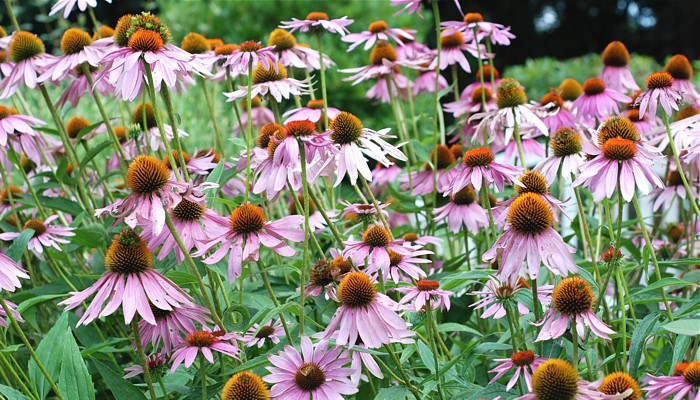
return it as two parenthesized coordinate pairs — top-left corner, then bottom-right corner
(1, 0), (697, 132)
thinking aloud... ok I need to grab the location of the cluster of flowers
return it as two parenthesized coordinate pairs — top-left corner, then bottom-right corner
(0, 0), (698, 399)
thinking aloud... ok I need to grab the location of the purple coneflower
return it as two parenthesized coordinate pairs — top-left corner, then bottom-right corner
(489, 350), (546, 391)
(222, 40), (277, 74)
(398, 279), (453, 312)
(623, 107), (657, 135)
(535, 277), (615, 341)
(430, 30), (484, 72)
(59, 230), (195, 326)
(95, 155), (208, 236)
(0, 252), (28, 292)
(636, 71), (683, 119)
(50, 0), (112, 18)
(370, 162), (402, 193)
(280, 12), (354, 36)
(494, 171), (568, 225)
(264, 335), (357, 399)
(0, 105), (46, 166)
(665, 54), (700, 105)
(535, 127), (584, 183)
(433, 185), (489, 234)
(442, 12), (516, 46)
(539, 92), (577, 133)
(445, 147), (523, 194)
(380, 245), (431, 283)
(170, 326), (240, 371)
(195, 203), (304, 282)
(644, 361), (700, 400)
(327, 111), (406, 186)
(517, 359), (632, 400)
(343, 224), (412, 274)
(472, 274), (552, 319)
(38, 28), (107, 83)
(413, 65), (449, 96)
(284, 99), (340, 123)
(445, 86), (497, 118)
(268, 29), (334, 71)
(221, 371), (269, 399)
(56, 68), (115, 108)
(390, 0), (422, 16)
(573, 116), (664, 202)
(123, 353), (166, 379)
(342, 20), (413, 51)
(320, 272), (414, 348)
(225, 61), (309, 103)
(305, 252), (352, 301)
(599, 41), (639, 93)
(138, 303), (212, 354)
(0, 31), (54, 99)
(243, 319), (285, 348)
(483, 193), (577, 279)
(0, 215), (75, 255)
(653, 166), (698, 211)
(571, 78), (631, 126)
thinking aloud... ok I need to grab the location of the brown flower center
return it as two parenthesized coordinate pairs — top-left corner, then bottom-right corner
(285, 120), (316, 137)
(516, 171), (549, 195)
(599, 372), (642, 400)
(440, 31), (464, 49)
(511, 350), (535, 367)
(254, 325), (276, 339)
(598, 116), (640, 146)
(128, 29), (164, 52)
(61, 28), (92, 55)
(471, 86), (493, 104)
(0, 186), (23, 204)
(0, 106), (18, 120)
(675, 105), (699, 122)
(229, 204), (266, 235)
(310, 259), (334, 287)
(601, 41), (630, 67)
(338, 272), (376, 308)
(114, 14), (133, 47)
(330, 112), (364, 145)
(583, 78), (606, 96)
(388, 249), (403, 266)
(23, 218), (47, 237)
(252, 62), (287, 84)
(430, 145), (456, 170)
(531, 359), (579, 400)
(238, 40), (262, 53)
(683, 362), (700, 386)
(452, 186), (477, 205)
(416, 280), (440, 291)
(257, 123), (284, 148)
(172, 199), (205, 222)
(105, 230), (153, 274)
(369, 20), (388, 34)
(268, 28), (296, 51)
(402, 232), (419, 242)
(180, 32), (210, 54)
(552, 277), (595, 315)
(9, 31), (45, 63)
(602, 137), (637, 161)
(306, 99), (324, 109)
(163, 150), (191, 170)
(288, 195), (317, 215)
(541, 92), (564, 108)
(507, 193), (553, 235)
(306, 12), (329, 21)
(369, 40), (397, 65)
(496, 78), (527, 108)
(551, 127), (582, 157)
(195, 148), (221, 164)
(66, 116), (90, 139)
(114, 126), (127, 143)
(464, 12), (484, 23)
(95, 25), (115, 39)
(559, 78), (583, 101)
(463, 147), (494, 167)
(222, 371), (269, 400)
(476, 65), (499, 81)
(132, 102), (158, 131)
(665, 54), (693, 80)
(126, 155), (170, 194)
(294, 363), (326, 392)
(330, 256), (352, 275)
(362, 225), (391, 248)
(645, 71), (674, 89)
(186, 331), (218, 347)
(214, 44), (238, 56)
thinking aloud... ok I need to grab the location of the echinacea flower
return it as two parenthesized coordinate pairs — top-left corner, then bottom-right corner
(0, 299), (22, 328)
(398, 280), (453, 312)
(342, 20), (413, 51)
(280, 12), (354, 36)
(0, 31), (54, 99)
(401, 144), (458, 195)
(305, 253), (352, 301)
(38, 28), (108, 83)
(664, 54), (700, 104)
(59, 230), (195, 326)
(430, 30), (480, 72)
(170, 326), (241, 371)
(400, 232), (442, 249)
(433, 185), (489, 234)
(539, 92), (577, 133)
(340, 201), (389, 223)
(653, 167), (698, 211)
(494, 171), (568, 225)
(517, 359), (632, 400)
(138, 303), (212, 354)
(623, 108), (657, 135)
(225, 61), (310, 103)
(599, 41), (639, 93)
(445, 86), (497, 118)
(95, 155), (207, 236)
(222, 371), (269, 400)
(195, 203), (304, 282)
(264, 335), (357, 399)
(381, 245), (432, 283)
(470, 78), (548, 147)
(320, 272), (414, 348)
(243, 319), (285, 348)
(444, 147), (523, 194)
(413, 65), (449, 96)
(267, 29), (333, 72)
(0, 252), (28, 292)
(124, 353), (166, 379)
(636, 71), (683, 119)
(0, 215), (75, 255)
(327, 111), (406, 186)
(571, 78), (631, 126)
(100, 13), (210, 101)
(343, 224), (412, 275)
(535, 127), (584, 183)
(56, 67), (115, 108)
(0, 105), (47, 166)
(559, 78), (584, 105)
(472, 274), (552, 319)
(50, 0), (112, 19)
(284, 99), (340, 123)
(390, 0), (422, 17)
(483, 193), (577, 279)
(442, 12), (516, 46)
(573, 116), (664, 202)
(222, 40), (277, 75)
(489, 350), (546, 391)
(535, 277), (615, 341)
(644, 361), (700, 400)
(598, 372), (643, 400)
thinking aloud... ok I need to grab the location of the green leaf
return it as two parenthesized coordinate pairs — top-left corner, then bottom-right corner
(633, 278), (699, 296)
(661, 319), (700, 336)
(417, 340), (436, 374)
(205, 159), (225, 202)
(16, 294), (65, 314)
(670, 334), (692, 375)
(629, 312), (660, 378)
(0, 384), (32, 400)
(376, 387), (411, 399)
(74, 121), (104, 142)
(71, 224), (108, 249)
(58, 331), (95, 400)
(29, 313), (68, 400)
(79, 140), (113, 169)
(6, 229), (34, 262)
(92, 358), (148, 400)
(38, 196), (84, 215)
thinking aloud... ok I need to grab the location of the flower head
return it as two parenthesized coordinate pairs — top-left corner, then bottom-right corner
(599, 41), (639, 93)
(243, 319), (285, 348)
(279, 12), (354, 36)
(636, 71), (683, 119)
(0, 215), (75, 255)
(445, 147), (523, 194)
(644, 361), (700, 400)
(170, 326), (240, 371)
(398, 279), (453, 312)
(571, 78), (631, 126)
(222, 371), (270, 400)
(0, 31), (53, 99)
(433, 185), (489, 234)
(490, 350), (546, 391)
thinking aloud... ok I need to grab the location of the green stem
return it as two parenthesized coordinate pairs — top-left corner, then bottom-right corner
(308, 187), (344, 246)
(200, 356), (207, 400)
(244, 59), (254, 201)
(663, 112), (700, 216)
(571, 317), (579, 368)
(359, 177), (391, 233)
(315, 35), (329, 130)
(298, 138), (311, 336)
(131, 319), (157, 400)
(3, 0), (20, 32)
(425, 299), (446, 400)
(256, 261), (293, 345)
(384, 344), (422, 400)
(199, 76), (225, 156)
(616, 266), (627, 372)
(512, 116), (526, 168)
(159, 84), (190, 181)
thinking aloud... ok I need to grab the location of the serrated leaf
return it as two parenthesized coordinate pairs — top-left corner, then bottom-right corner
(629, 312), (660, 378)
(92, 358), (148, 400)
(0, 384), (32, 400)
